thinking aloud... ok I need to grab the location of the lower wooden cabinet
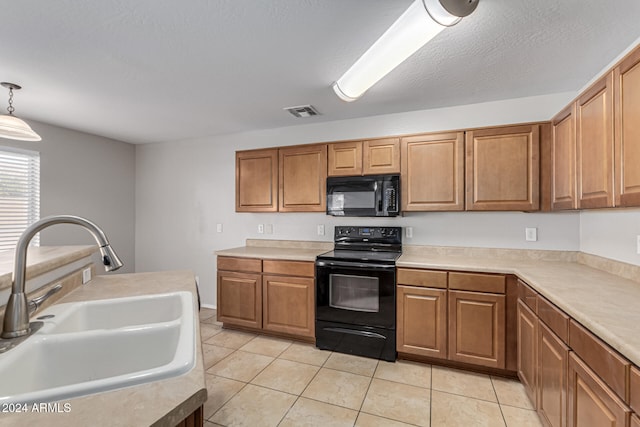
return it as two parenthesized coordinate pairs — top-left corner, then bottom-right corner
(216, 270), (262, 329)
(567, 352), (631, 427)
(517, 300), (538, 407)
(396, 285), (447, 359)
(175, 406), (204, 427)
(538, 322), (569, 427)
(217, 257), (315, 340)
(632, 414), (640, 427)
(449, 290), (506, 369)
(262, 274), (314, 338)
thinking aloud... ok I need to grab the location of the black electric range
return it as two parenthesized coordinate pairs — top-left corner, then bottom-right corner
(315, 226), (402, 362)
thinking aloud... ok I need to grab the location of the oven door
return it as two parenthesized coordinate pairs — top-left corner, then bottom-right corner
(315, 260), (395, 329)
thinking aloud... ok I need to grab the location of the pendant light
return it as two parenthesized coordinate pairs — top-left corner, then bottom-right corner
(332, 0), (479, 102)
(0, 82), (41, 141)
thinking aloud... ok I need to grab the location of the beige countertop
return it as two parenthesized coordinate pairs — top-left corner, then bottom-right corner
(0, 246), (98, 291)
(0, 270), (207, 427)
(217, 240), (640, 368)
(215, 239), (332, 262)
(398, 248), (640, 369)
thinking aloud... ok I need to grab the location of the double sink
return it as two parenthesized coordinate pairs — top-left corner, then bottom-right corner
(0, 291), (196, 404)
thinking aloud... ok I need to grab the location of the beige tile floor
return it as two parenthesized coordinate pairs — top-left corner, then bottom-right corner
(199, 308), (542, 427)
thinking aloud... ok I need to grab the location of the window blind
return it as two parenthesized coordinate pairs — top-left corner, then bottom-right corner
(0, 147), (40, 252)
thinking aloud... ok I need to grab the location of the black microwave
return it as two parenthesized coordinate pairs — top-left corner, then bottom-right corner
(326, 174), (400, 217)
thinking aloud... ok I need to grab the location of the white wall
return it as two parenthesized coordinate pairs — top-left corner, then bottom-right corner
(0, 120), (136, 273)
(580, 209), (640, 266)
(135, 92), (581, 307)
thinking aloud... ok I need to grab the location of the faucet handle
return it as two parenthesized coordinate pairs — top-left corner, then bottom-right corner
(28, 283), (63, 314)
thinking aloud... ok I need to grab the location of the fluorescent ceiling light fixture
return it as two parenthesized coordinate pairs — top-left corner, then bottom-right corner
(333, 0), (479, 102)
(0, 82), (41, 142)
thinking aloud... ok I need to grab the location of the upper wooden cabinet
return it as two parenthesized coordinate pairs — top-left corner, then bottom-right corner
(327, 138), (400, 176)
(614, 46), (640, 207)
(401, 132), (465, 211)
(279, 144), (327, 212)
(327, 141), (362, 176)
(236, 149), (278, 212)
(465, 125), (540, 211)
(363, 138), (400, 175)
(551, 105), (578, 210)
(576, 73), (615, 209)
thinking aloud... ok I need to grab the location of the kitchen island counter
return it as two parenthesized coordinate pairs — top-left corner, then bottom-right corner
(0, 269), (206, 427)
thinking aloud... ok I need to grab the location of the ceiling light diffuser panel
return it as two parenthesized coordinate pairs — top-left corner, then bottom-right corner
(333, 0), (478, 102)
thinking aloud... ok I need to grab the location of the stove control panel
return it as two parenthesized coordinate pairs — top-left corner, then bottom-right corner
(334, 226), (402, 243)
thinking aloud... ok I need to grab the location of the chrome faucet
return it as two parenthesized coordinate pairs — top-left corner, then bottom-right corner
(1, 215), (123, 339)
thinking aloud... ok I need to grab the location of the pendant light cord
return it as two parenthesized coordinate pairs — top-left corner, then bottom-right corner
(6, 87), (15, 115)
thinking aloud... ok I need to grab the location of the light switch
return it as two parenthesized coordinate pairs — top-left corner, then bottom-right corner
(82, 267), (92, 284)
(257, 224), (264, 234)
(317, 225), (325, 236)
(525, 227), (538, 242)
(405, 227), (413, 238)
(216, 223), (223, 233)
(265, 224), (273, 234)
(637, 235), (640, 254)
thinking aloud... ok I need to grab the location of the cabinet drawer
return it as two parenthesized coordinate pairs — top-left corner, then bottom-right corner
(631, 366), (640, 413)
(217, 256), (262, 273)
(569, 320), (630, 401)
(263, 260), (314, 277)
(517, 280), (538, 313)
(397, 268), (447, 289)
(538, 296), (569, 344)
(449, 272), (505, 294)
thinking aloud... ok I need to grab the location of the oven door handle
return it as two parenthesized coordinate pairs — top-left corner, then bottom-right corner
(323, 327), (387, 340)
(315, 260), (395, 270)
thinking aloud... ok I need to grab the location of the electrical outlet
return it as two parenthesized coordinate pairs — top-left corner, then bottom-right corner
(82, 267), (92, 284)
(317, 224), (325, 236)
(216, 223), (223, 233)
(257, 224), (264, 234)
(637, 235), (640, 254)
(265, 224), (273, 234)
(405, 227), (413, 238)
(525, 227), (538, 242)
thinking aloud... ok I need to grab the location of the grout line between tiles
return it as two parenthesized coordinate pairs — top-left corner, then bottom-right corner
(490, 376), (509, 427)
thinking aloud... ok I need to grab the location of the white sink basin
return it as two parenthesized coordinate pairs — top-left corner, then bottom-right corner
(0, 291), (196, 404)
(45, 292), (186, 333)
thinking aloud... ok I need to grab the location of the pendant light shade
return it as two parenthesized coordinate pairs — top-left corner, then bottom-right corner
(0, 82), (41, 142)
(333, 0), (479, 102)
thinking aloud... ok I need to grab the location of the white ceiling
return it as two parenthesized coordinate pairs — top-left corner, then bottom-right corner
(1, 0), (639, 144)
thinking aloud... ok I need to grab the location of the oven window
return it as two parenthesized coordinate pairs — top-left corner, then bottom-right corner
(329, 274), (379, 312)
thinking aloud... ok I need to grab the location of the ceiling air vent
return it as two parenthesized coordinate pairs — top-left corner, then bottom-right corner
(284, 105), (320, 118)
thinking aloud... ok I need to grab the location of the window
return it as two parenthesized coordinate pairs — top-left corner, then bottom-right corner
(0, 147), (40, 252)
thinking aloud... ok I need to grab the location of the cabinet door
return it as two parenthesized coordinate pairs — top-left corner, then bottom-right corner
(466, 125), (540, 211)
(279, 144), (327, 212)
(263, 275), (315, 338)
(614, 46), (640, 207)
(448, 290), (506, 368)
(397, 285), (447, 359)
(517, 300), (538, 408)
(632, 415), (640, 427)
(567, 352), (631, 427)
(328, 141), (362, 176)
(363, 138), (400, 175)
(551, 105), (578, 210)
(217, 271), (262, 329)
(576, 73), (615, 209)
(538, 322), (569, 427)
(236, 149), (278, 212)
(401, 132), (465, 211)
